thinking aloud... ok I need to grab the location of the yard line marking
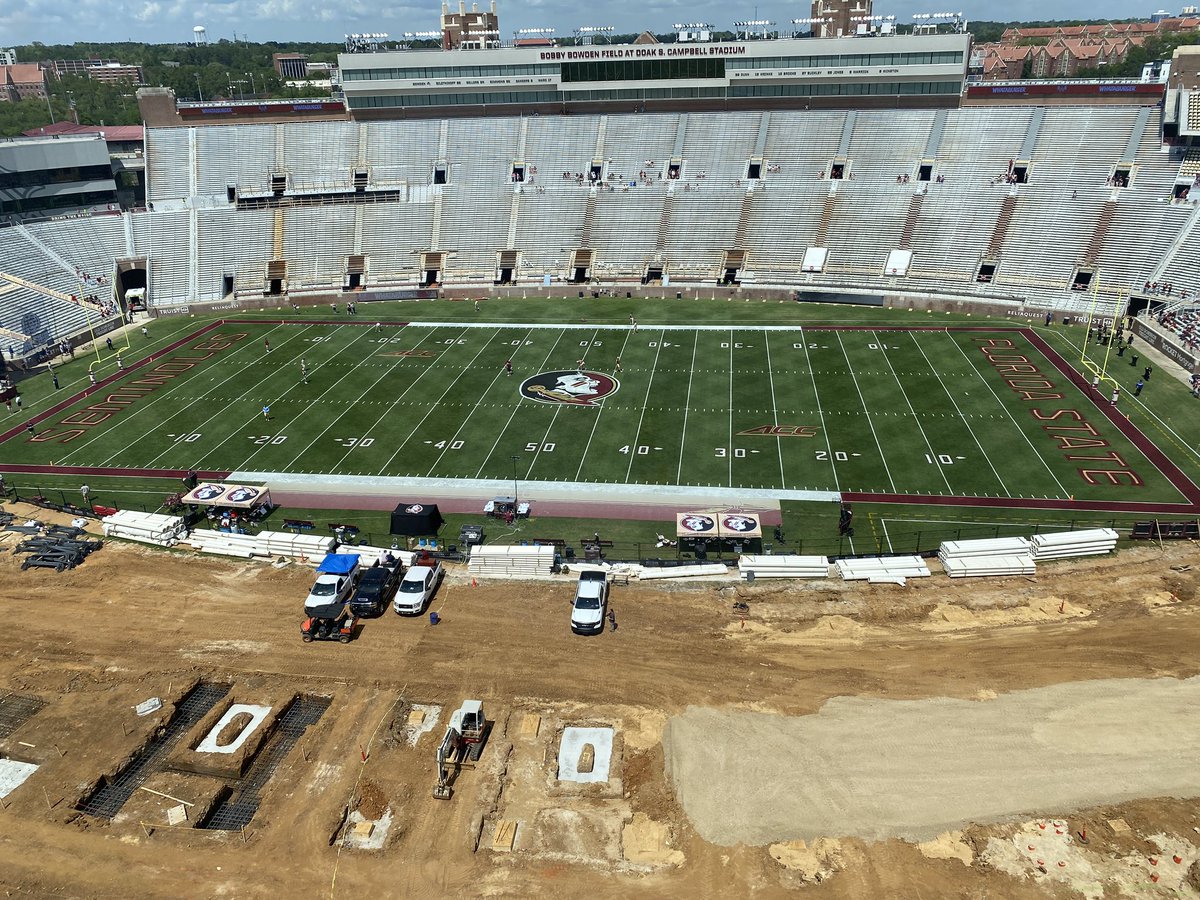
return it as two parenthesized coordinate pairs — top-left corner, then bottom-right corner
(425, 328), (534, 477)
(943, 330), (1070, 498)
(674, 331), (701, 484)
(203, 324), (380, 471)
(374, 328), (503, 477)
(908, 331), (1009, 495)
(475, 330), (569, 479)
(728, 329), (734, 487)
(800, 327), (840, 492)
(80, 321), (300, 468)
(763, 330), (787, 490)
(624, 330), (666, 483)
(296, 327), (451, 474)
(575, 328), (634, 482)
(525, 329), (597, 480)
(872, 330), (952, 494)
(834, 332), (896, 493)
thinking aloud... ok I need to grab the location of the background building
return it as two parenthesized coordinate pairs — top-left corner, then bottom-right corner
(812, 0), (873, 39)
(441, 1), (500, 50)
(86, 62), (145, 85)
(339, 32), (969, 118)
(273, 53), (308, 80)
(0, 49), (16, 66)
(0, 64), (48, 102)
(0, 134), (118, 220)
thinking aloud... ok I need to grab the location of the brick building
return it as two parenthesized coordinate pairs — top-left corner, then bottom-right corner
(440, 0), (500, 49)
(974, 17), (1200, 80)
(0, 64), (49, 102)
(811, 0), (873, 39)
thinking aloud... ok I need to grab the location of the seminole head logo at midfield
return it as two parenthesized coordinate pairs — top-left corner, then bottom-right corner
(519, 370), (620, 406)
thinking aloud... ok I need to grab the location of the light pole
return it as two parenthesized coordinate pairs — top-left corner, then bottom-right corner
(246, 72), (256, 98)
(194, 73), (203, 102)
(226, 72), (234, 99)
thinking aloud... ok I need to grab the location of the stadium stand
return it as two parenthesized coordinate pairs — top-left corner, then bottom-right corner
(5, 103), (1200, 355)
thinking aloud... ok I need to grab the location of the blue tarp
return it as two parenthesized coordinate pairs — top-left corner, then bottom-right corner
(317, 552), (359, 575)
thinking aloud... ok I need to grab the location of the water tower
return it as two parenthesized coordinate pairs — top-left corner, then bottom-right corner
(193, 25), (207, 45)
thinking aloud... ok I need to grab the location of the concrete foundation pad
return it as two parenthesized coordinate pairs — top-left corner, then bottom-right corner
(404, 704), (440, 746)
(0, 759), (38, 799)
(343, 808), (392, 850)
(197, 704), (272, 754)
(557, 727), (614, 783)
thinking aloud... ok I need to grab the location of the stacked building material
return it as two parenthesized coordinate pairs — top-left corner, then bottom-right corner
(467, 544), (556, 579)
(835, 556), (930, 584)
(938, 537), (1035, 578)
(738, 555), (830, 580)
(101, 510), (187, 547)
(186, 531), (263, 558)
(334, 543), (415, 567)
(257, 530), (337, 560)
(637, 563), (729, 580)
(1029, 528), (1119, 561)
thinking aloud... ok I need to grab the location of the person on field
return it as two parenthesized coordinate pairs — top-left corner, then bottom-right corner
(615, 356), (622, 373)
(262, 404), (271, 420)
(504, 359), (513, 376)
(264, 338), (271, 353)
(1134, 379), (1144, 396)
(300, 359), (309, 384)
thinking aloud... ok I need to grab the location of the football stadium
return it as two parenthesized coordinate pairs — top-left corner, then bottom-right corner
(3, 17), (1200, 900)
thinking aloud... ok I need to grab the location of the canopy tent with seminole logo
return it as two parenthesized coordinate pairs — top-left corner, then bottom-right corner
(181, 482), (273, 510)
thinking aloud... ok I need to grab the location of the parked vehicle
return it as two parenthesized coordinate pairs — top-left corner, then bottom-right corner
(305, 553), (361, 610)
(301, 602), (359, 643)
(351, 564), (401, 618)
(394, 561), (444, 615)
(570, 571), (609, 635)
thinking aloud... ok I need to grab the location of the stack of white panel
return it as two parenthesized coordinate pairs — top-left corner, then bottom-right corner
(835, 556), (931, 584)
(334, 543), (416, 568)
(937, 536), (1031, 562)
(1029, 528), (1119, 561)
(186, 530), (264, 558)
(258, 530), (337, 559)
(638, 563), (729, 580)
(738, 555), (830, 580)
(467, 544), (556, 579)
(938, 537), (1035, 578)
(942, 555), (1037, 578)
(101, 510), (187, 547)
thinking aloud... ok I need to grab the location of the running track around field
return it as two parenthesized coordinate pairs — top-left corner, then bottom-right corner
(3, 320), (1199, 517)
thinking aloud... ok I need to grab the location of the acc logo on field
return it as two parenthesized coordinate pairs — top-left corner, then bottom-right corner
(678, 514), (716, 534)
(519, 370), (619, 406)
(405, 504), (425, 514)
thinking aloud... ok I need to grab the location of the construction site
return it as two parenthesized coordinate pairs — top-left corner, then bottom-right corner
(1, 499), (1199, 900)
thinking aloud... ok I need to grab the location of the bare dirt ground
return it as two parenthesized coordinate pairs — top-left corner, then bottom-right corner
(0, 500), (1199, 899)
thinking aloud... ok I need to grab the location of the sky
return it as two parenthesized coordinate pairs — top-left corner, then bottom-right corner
(0, 0), (1168, 48)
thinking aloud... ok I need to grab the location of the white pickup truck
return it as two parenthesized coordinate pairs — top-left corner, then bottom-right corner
(394, 561), (444, 615)
(570, 571), (609, 635)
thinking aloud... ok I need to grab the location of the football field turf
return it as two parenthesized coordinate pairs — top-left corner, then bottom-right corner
(3, 318), (1195, 509)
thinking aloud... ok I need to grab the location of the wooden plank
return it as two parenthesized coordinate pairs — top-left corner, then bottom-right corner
(517, 713), (541, 739)
(491, 820), (517, 851)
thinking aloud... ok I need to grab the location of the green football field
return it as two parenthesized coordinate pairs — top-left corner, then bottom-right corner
(5, 316), (1193, 508)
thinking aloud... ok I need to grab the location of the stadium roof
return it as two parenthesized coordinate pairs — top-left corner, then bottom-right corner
(21, 122), (143, 142)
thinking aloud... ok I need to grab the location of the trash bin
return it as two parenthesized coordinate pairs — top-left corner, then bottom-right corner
(429, 611), (440, 626)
